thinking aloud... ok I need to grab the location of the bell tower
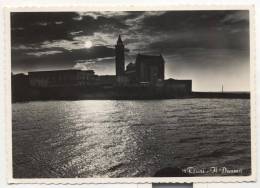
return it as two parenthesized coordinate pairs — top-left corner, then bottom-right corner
(115, 35), (125, 77)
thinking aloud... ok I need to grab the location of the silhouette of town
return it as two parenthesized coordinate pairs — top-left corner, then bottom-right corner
(11, 35), (249, 102)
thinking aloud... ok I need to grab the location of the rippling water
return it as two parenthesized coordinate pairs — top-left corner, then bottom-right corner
(12, 99), (251, 178)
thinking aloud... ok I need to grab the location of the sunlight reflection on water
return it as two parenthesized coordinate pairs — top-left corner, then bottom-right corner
(12, 99), (251, 178)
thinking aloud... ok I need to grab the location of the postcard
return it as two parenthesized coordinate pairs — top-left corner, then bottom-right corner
(4, 5), (256, 183)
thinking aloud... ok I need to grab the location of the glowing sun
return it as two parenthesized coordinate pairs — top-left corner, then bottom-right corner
(84, 41), (93, 48)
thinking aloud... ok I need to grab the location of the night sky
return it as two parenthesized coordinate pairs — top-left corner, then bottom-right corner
(11, 11), (250, 91)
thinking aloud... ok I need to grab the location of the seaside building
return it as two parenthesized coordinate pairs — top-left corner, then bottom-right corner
(125, 54), (165, 84)
(28, 69), (96, 88)
(118, 35), (191, 94)
(13, 35), (192, 97)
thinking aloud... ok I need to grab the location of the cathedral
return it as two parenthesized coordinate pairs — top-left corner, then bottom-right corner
(19, 35), (192, 100)
(115, 35), (165, 84)
(114, 35), (192, 96)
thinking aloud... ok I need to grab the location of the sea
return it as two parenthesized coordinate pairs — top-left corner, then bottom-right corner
(12, 99), (251, 178)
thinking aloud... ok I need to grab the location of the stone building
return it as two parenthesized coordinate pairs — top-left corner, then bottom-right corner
(135, 54), (164, 83)
(28, 69), (95, 88)
(125, 54), (165, 84)
(119, 35), (192, 94)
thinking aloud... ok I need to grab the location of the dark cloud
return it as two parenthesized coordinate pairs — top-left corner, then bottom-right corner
(80, 15), (128, 35)
(141, 11), (249, 51)
(11, 12), (129, 45)
(11, 12), (79, 44)
(148, 30), (249, 52)
(11, 46), (116, 73)
(142, 11), (249, 32)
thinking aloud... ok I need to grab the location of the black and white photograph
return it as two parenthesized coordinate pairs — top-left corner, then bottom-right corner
(8, 7), (255, 183)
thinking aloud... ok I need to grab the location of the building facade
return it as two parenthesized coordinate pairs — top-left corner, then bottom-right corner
(164, 79), (192, 95)
(135, 54), (164, 83)
(28, 70), (95, 88)
(116, 37), (164, 84)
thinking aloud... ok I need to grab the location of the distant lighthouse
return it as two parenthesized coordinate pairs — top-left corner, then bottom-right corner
(115, 35), (125, 78)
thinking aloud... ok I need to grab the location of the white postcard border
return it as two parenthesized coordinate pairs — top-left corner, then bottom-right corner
(4, 4), (256, 184)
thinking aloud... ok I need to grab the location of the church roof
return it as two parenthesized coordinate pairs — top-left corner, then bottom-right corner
(136, 54), (164, 64)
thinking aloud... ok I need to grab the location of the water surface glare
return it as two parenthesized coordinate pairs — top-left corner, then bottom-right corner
(12, 99), (251, 178)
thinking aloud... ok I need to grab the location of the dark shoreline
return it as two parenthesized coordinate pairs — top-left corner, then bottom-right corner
(12, 90), (250, 103)
(191, 92), (250, 99)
